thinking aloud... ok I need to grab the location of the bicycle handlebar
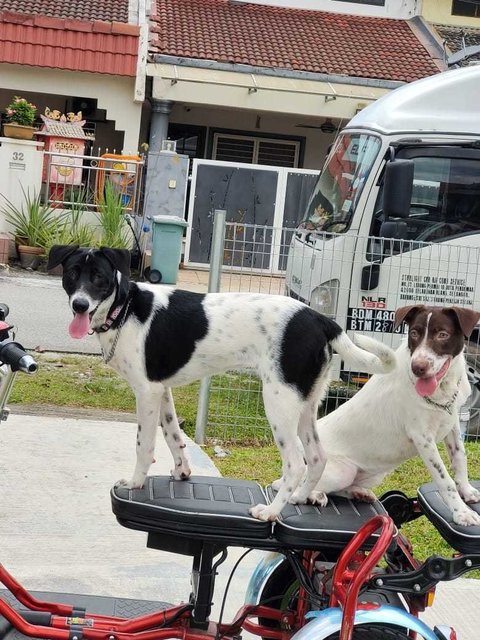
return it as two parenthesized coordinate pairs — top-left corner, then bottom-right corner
(0, 341), (37, 373)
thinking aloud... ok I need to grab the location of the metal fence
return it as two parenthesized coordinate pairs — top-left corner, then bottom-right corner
(195, 216), (480, 444)
(43, 150), (144, 215)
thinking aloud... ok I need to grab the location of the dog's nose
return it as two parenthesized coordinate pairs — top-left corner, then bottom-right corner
(411, 359), (430, 377)
(72, 298), (90, 314)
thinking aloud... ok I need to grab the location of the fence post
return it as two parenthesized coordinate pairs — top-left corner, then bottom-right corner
(194, 209), (227, 445)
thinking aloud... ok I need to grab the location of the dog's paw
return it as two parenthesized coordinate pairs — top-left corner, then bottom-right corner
(249, 503), (278, 522)
(171, 465), (192, 481)
(349, 487), (377, 503)
(460, 485), (480, 504)
(307, 490), (328, 507)
(114, 477), (145, 490)
(453, 508), (480, 527)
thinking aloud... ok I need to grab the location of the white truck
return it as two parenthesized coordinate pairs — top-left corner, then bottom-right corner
(285, 65), (480, 433)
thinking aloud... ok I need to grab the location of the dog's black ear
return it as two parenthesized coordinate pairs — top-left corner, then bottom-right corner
(446, 307), (480, 338)
(47, 244), (80, 270)
(394, 305), (425, 329)
(99, 247), (131, 277)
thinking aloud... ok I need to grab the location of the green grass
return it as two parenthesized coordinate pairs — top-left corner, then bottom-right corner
(10, 353), (480, 573)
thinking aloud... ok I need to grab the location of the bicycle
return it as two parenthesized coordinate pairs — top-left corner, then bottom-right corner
(0, 303), (479, 640)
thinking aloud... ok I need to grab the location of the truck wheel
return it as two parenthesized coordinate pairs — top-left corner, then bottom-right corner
(324, 625), (410, 639)
(464, 344), (480, 438)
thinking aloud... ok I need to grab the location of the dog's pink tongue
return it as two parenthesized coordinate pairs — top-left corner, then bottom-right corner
(415, 376), (438, 397)
(69, 313), (91, 339)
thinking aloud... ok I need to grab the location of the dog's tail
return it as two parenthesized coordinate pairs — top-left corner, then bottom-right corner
(330, 332), (396, 374)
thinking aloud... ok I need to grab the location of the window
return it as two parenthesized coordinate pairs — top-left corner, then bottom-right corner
(371, 154), (480, 246)
(452, 0), (480, 17)
(298, 133), (381, 234)
(212, 133), (300, 167)
(167, 124), (206, 161)
(336, 0), (385, 6)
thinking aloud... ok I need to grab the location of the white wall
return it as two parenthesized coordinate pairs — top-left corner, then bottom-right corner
(1, 65), (143, 154)
(228, 0), (420, 19)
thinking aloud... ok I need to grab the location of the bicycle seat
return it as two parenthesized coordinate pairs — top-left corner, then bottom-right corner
(418, 481), (480, 553)
(111, 475), (396, 554)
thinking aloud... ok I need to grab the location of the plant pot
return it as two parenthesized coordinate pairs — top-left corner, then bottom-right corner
(3, 123), (35, 140)
(17, 245), (44, 270)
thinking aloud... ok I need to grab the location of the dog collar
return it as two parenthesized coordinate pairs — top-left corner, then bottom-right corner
(93, 303), (125, 334)
(101, 299), (131, 365)
(422, 377), (462, 415)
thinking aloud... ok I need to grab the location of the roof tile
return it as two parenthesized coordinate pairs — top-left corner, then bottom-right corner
(434, 23), (480, 65)
(150, 0), (441, 83)
(0, 0), (129, 23)
(0, 11), (139, 75)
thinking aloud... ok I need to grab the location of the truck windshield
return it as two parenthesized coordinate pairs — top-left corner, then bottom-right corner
(299, 133), (381, 233)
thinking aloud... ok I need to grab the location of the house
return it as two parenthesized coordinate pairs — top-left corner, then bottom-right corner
(0, 0), (144, 153)
(146, 0), (445, 170)
(422, 0), (480, 67)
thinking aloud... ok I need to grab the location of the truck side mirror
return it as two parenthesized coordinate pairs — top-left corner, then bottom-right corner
(383, 159), (414, 219)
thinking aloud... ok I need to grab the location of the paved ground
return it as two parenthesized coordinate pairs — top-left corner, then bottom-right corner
(0, 265), (480, 637)
(0, 412), (266, 624)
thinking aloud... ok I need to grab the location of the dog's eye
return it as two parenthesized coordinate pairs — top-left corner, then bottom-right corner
(437, 331), (450, 340)
(91, 271), (105, 286)
(409, 329), (420, 339)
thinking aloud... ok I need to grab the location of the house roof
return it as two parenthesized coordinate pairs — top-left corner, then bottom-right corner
(0, 11), (139, 76)
(434, 23), (480, 65)
(149, 0), (442, 83)
(0, 0), (129, 23)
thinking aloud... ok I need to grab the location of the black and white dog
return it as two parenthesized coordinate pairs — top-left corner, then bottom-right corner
(48, 245), (395, 521)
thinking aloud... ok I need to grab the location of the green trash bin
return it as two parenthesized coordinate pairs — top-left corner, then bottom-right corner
(148, 215), (188, 284)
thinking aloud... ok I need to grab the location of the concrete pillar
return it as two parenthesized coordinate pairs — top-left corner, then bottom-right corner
(148, 99), (174, 154)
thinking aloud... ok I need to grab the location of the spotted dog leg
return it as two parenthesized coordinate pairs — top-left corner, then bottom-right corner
(289, 398), (328, 507)
(411, 431), (480, 526)
(250, 383), (305, 522)
(160, 387), (191, 480)
(445, 422), (480, 505)
(115, 386), (163, 490)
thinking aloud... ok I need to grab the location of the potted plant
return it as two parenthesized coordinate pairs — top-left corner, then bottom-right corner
(1, 188), (57, 269)
(2, 96), (37, 140)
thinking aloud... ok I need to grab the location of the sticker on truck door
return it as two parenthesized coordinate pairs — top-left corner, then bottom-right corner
(399, 275), (474, 306)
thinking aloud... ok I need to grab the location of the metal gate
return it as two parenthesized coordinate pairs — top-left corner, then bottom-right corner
(184, 159), (318, 273)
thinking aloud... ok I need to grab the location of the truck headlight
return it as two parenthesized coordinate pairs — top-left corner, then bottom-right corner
(310, 280), (339, 318)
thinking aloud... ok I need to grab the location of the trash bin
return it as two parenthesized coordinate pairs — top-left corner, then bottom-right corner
(148, 215), (188, 284)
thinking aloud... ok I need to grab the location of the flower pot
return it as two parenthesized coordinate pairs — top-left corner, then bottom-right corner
(17, 245), (44, 270)
(3, 123), (35, 140)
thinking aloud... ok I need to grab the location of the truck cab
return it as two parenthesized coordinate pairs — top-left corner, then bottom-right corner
(285, 65), (480, 433)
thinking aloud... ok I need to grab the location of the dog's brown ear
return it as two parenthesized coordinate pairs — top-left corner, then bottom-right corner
(47, 244), (80, 270)
(446, 307), (480, 338)
(99, 247), (131, 277)
(394, 305), (425, 329)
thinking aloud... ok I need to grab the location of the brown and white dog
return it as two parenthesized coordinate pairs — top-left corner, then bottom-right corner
(286, 305), (480, 526)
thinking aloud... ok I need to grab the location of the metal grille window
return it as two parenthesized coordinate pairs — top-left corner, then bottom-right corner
(213, 134), (300, 167)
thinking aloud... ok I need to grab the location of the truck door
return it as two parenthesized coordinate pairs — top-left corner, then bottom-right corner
(348, 145), (480, 348)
